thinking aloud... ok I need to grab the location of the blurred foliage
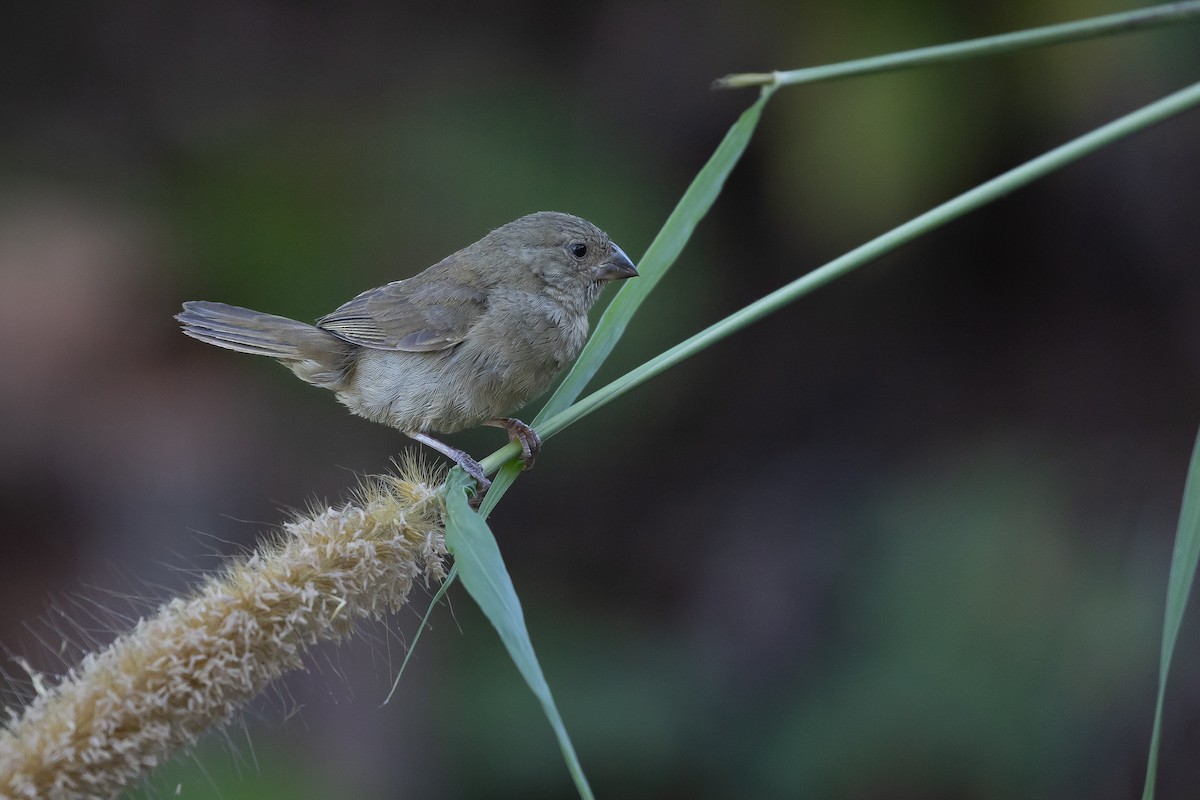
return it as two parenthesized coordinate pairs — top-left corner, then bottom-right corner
(161, 85), (669, 316)
(438, 446), (1162, 798)
(1, 1), (1198, 798)
(129, 740), (339, 800)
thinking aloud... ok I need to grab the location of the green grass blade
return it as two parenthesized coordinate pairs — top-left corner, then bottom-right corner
(536, 86), (774, 422)
(391, 87), (776, 747)
(379, 563), (457, 707)
(446, 88), (779, 781)
(715, 1), (1200, 89)
(1142, 430), (1200, 799)
(477, 86), (775, 490)
(443, 468), (594, 800)
(415, 84), (776, 693)
(532, 80), (1200, 440)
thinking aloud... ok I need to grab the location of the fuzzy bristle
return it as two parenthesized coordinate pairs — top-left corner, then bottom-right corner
(0, 458), (448, 800)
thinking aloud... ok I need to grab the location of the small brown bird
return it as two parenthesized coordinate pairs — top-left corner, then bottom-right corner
(177, 211), (637, 496)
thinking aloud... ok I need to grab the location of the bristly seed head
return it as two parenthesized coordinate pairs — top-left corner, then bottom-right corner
(0, 458), (449, 800)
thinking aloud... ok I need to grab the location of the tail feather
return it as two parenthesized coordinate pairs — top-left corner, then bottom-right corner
(176, 301), (341, 361)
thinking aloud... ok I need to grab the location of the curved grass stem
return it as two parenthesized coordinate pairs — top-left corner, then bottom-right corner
(714, 1), (1200, 89)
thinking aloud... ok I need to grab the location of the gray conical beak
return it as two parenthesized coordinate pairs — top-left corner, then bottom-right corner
(596, 243), (638, 282)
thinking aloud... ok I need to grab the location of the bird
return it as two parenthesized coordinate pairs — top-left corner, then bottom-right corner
(176, 211), (638, 498)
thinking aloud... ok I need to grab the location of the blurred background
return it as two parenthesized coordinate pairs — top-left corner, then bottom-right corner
(2, 1), (1199, 798)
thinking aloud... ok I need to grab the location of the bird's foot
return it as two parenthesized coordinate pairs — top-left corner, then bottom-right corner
(406, 431), (490, 507)
(456, 456), (491, 508)
(486, 417), (541, 470)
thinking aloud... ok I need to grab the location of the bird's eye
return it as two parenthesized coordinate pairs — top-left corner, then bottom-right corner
(570, 243), (587, 259)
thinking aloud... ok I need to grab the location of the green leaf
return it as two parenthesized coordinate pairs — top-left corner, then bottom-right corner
(445, 90), (777, 789)
(532, 80), (1200, 443)
(478, 86), (775, 491)
(443, 468), (594, 800)
(535, 85), (774, 424)
(1142, 429), (1200, 799)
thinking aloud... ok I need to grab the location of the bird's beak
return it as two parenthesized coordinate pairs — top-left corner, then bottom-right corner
(595, 243), (638, 282)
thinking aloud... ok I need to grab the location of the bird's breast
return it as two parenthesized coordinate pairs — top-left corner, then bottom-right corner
(338, 289), (590, 435)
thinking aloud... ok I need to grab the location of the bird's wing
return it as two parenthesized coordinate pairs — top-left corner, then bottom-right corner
(317, 279), (488, 352)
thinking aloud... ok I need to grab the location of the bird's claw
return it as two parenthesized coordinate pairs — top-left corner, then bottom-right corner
(486, 417), (541, 471)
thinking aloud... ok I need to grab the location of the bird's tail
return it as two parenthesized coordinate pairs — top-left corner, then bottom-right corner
(177, 301), (350, 387)
(177, 301), (325, 358)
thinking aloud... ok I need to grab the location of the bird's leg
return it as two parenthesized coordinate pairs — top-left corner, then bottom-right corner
(406, 431), (490, 503)
(484, 417), (541, 470)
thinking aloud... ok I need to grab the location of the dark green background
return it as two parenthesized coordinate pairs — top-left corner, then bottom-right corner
(1, 2), (1199, 798)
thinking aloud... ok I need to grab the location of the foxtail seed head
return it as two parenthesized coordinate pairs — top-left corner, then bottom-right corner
(0, 460), (447, 800)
